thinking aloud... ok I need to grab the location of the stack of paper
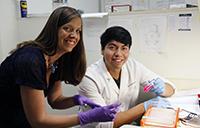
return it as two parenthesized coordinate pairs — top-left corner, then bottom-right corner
(166, 88), (200, 115)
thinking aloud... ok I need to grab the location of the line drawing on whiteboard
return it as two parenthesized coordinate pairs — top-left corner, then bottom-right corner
(138, 16), (167, 53)
(144, 24), (160, 47)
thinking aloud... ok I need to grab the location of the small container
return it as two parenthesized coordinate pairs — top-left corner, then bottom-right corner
(20, 0), (27, 18)
(141, 107), (180, 128)
(143, 84), (154, 93)
(143, 79), (156, 93)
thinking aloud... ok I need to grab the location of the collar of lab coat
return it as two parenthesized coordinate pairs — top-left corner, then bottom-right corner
(99, 58), (130, 96)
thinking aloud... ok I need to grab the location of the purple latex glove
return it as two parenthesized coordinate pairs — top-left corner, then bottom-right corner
(73, 95), (101, 108)
(150, 78), (165, 95)
(143, 96), (171, 111)
(78, 103), (120, 126)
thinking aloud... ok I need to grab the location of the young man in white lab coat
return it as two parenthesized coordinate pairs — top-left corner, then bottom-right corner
(78, 26), (175, 128)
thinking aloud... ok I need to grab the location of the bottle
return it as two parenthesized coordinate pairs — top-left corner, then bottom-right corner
(20, 0), (27, 18)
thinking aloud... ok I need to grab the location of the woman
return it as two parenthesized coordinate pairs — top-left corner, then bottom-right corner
(78, 26), (175, 128)
(0, 7), (119, 128)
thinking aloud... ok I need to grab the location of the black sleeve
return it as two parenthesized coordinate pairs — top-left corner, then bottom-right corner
(15, 50), (46, 90)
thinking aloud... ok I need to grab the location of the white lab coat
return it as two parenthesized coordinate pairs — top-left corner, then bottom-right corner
(78, 58), (175, 128)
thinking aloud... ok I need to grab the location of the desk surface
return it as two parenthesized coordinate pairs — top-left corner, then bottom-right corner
(120, 125), (140, 128)
(167, 88), (200, 115)
(121, 88), (200, 128)
(168, 88), (200, 127)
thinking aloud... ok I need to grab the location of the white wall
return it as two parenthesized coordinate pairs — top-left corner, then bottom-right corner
(0, 31), (2, 61)
(0, 0), (19, 61)
(18, 17), (48, 42)
(68, 0), (100, 13)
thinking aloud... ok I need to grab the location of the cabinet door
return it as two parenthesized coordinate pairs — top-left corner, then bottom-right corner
(26, 0), (52, 15)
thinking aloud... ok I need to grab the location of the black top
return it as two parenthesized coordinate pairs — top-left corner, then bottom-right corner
(113, 71), (121, 89)
(113, 76), (121, 89)
(0, 46), (58, 127)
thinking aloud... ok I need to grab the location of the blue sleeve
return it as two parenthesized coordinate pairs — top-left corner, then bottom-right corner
(15, 50), (46, 90)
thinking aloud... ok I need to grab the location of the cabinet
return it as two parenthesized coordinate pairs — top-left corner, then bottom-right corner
(23, 0), (100, 17)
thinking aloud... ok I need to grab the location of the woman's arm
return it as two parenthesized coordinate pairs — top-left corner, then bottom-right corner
(20, 85), (79, 128)
(113, 103), (145, 128)
(47, 81), (75, 109)
(78, 77), (108, 106)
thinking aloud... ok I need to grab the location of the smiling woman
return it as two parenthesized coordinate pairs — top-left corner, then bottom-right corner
(0, 6), (119, 128)
(57, 17), (82, 53)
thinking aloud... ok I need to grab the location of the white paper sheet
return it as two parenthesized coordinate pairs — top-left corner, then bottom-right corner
(82, 15), (108, 51)
(138, 16), (167, 53)
(178, 13), (192, 31)
(166, 88), (200, 115)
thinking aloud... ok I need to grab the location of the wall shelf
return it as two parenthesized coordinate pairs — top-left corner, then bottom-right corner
(81, 12), (108, 18)
(108, 7), (198, 16)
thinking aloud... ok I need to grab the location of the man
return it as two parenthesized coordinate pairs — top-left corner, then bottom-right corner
(78, 26), (175, 128)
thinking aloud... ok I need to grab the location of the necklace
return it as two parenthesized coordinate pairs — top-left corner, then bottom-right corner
(48, 63), (58, 74)
(45, 54), (58, 74)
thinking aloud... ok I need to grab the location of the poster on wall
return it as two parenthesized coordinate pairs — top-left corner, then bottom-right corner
(168, 13), (192, 32)
(178, 13), (192, 31)
(138, 16), (167, 54)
